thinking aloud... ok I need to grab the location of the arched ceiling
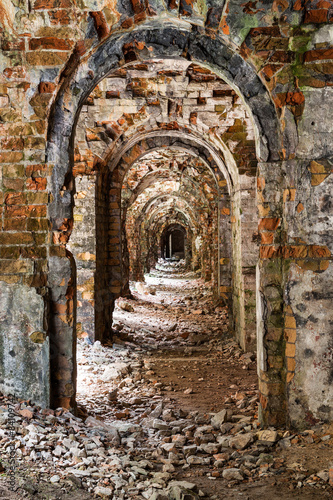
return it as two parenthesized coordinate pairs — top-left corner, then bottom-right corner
(73, 58), (246, 277)
(123, 145), (219, 250)
(74, 60), (257, 182)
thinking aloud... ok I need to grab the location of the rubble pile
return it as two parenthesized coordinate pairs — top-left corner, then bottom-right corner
(0, 338), (332, 498)
(0, 267), (332, 498)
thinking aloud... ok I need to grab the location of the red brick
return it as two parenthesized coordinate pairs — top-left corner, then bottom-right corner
(259, 218), (281, 231)
(189, 112), (197, 124)
(38, 81), (56, 93)
(49, 246), (67, 257)
(286, 343), (296, 357)
(27, 218), (49, 231)
(304, 48), (333, 62)
(5, 193), (26, 205)
(261, 232), (274, 244)
(5, 206), (27, 219)
(48, 10), (71, 25)
(293, 0), (303, 10)
(24, 137), (45, 149)
(308, 245), (331, 258)
(121, 18), (134, 29)
(0, 232), (34, 245)
(1, 38), (25, 51)
(3, 178), (25, 191)
(282, 245), (308, 258)
(90, 11), (109, 39)
(269, 51), (292, 63)
(26, 178), (47, 191)
(4, 219), (27, 230)
(26, 164), (49, 177)
(260, 246), (280, 259)
(0, 151), (24, 162)
(285, 328), (296, 343)
(316, 1), (332, 8)
(304, 9), (328, 24)
(29, 37), (73, 51)
(0, 247), (20, 259)
(33, 0), (72, 8)
(261, 64), (284, 80)
(250, 26), (281, 37)
(20, 246), (47, 259)
(28, 205), (47, 217)
(1, 137), (24, 150)
(285, 90), (305, 105)
(3, 67), (26, 80)
(131, 0), (145, 14)
(106, 90), (120, 99)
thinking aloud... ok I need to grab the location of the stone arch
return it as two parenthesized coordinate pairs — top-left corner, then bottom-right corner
(136, 203), (197, 277)
(46, 20), (283, 416)
(48, 22), (282, 224)
(161, 222), (187, 258)
(111, 132), (229, 324)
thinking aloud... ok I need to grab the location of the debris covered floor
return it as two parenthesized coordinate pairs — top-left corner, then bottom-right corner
(0, 263), (332, 499)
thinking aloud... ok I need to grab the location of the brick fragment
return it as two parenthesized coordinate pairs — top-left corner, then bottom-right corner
(259, 218), (281, 231)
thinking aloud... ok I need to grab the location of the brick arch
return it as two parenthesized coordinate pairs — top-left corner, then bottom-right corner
(129, 206), (196, 282)
(121, 153), (219, 216)
(158, 221), (193, 266)
(46, 20), (282, 414)
(111, 132), (230, 310)
(47, 22), (282, 225)
(132, 201), (199, 280)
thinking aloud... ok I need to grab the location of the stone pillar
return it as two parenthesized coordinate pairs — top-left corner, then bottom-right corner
(49, 252), (76, 410)
(283, 158), (333, 427)
(219, 188), (233, 329)
(0, 281), (50, 407)
(256, 161), (287, 427)
(95, 166), (115, 342)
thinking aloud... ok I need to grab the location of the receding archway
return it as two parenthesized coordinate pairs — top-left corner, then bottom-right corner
(163, 225), (186, 260)
(46, 21), (284, 426)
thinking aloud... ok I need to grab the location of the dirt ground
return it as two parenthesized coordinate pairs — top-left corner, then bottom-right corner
(0, 262), (332, 499)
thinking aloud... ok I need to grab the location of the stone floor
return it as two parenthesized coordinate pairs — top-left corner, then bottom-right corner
(0, 262), (332, 499)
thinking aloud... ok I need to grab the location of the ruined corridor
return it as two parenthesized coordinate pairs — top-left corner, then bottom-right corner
(0, 0), (332, 498)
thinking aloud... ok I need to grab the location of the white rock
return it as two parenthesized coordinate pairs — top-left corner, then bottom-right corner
(211, 409), (228, 429)
(168, 480), (197, 490)
(216, 436), (230, 447)
(153, 419), (169, 430)
(257, 430), (278, 443)
(94, 486), (113, 497)
(229, 433), (253, 450)
(222, 468), (243, 480)
(317, 470), (329, 482)
(53, 445), (66, 457)
(187, 455), (204, 465)
(161, 443), (177, 453)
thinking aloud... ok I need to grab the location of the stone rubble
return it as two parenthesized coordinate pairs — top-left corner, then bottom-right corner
(0, 271), (332, 498)
(0, 334), (332, 498)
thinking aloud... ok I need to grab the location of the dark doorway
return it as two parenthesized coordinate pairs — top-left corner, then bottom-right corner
(163, 225), (186, 260)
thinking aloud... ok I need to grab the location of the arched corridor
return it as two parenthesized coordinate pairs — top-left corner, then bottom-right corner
(0, 3), (332, 498)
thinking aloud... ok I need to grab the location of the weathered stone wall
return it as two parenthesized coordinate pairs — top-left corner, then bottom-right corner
(67, 175), (96, 342)
(0, 0), (332, 427)
(0, 281), (49, 407)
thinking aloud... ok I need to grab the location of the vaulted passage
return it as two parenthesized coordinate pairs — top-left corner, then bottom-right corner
(0, 5), (333, 497)
(163, 226), (186, 260)
(68, 60), (258, 356)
